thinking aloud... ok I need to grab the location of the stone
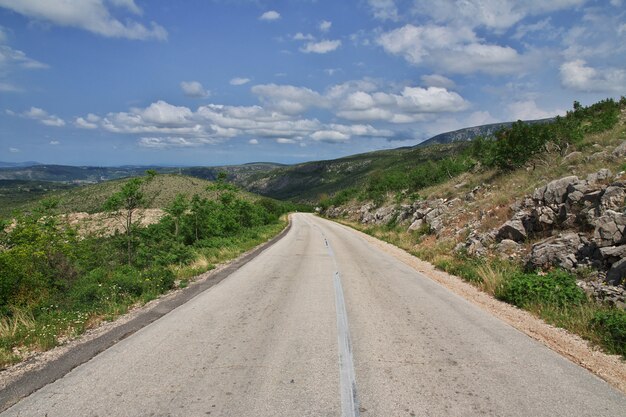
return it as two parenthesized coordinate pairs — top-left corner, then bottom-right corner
(563, 151), (582, 162)
(542, 176), (579, 205)
(593, 210), (626, 247)
(588, 151), (608, 161)
(496, 219), (527, 242)
(606, 258), (626, 285)
(586, 169), (612, 184)
(613, 141), (626, 157)
(408, 219), (425, 231)
(599, 244), (626, 260)
(600, 185), (626, 212)
(498, 239), (520, 254)
(527, 233), (584, 272)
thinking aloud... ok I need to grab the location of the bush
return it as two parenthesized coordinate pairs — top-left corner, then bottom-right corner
(496, 269), (586, 309)
(590, 310), (626, 357)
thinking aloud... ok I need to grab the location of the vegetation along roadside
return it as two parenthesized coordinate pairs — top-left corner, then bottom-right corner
(0, 172), (302, 368)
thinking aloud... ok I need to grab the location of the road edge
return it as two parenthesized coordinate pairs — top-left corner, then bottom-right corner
(0, 216), (293, 413)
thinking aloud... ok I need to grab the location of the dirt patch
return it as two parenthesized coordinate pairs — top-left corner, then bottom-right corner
(342, 223), (626, 394)
(60, 208), (165, 237)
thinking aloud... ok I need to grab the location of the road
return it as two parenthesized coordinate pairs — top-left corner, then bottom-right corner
(2, 213), (626, 416)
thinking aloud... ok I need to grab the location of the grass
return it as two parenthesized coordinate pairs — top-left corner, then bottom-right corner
(0, 217), (288, 369)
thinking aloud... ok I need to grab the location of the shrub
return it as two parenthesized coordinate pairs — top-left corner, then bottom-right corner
(590, 310), (626, 357)
(496, 269), (586, 309)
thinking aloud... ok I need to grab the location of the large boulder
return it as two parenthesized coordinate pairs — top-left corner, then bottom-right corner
(496, 219), (527, 242)
(613, 141), (626, 157)
(534, 176), (579, 205)
(593, 210), (626, 247)
(599, 184), (625, 213)
(586, 169), (612, 184)
(606, 259), (626, 285)
(527, 233), (586, 272)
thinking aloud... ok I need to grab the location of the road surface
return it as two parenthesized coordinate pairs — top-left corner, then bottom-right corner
(2, 213), (626, 416)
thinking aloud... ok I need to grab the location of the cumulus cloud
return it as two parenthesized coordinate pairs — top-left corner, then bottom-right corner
(180, 81), (210, 98)
(252, 84), (327, 114)
(248, 138), (259, 145)
(259, 11), (280, 21)
(411, 0), (587, 31)
(293, 32), (315, 41)
(368, 0), (399, 21)
(507, 99), (565, 120)
(75, 113), (101, 129)
(300, 39), (341, 54)
(336, 86), (469, 123)
(378, 24), (529, 75)
(0, 0), (167, 40)
(230, 77), (251, 86)
(560, 59), (626, 93)
(11, 106), (66, 127)
(49, 140), (60, 145)
(276, 138), (297, 144)
(0, 45), (48, 70)
(9, 147), (19, 153)
(319, 20), (332, 32)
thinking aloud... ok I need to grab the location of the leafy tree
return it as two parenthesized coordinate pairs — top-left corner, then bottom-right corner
(104, 178), (145, 265)
(164, 194), (188, 237)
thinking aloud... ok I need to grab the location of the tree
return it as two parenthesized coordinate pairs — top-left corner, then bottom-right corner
(164, 194), (187, 237)
(104, 178), (145, 265)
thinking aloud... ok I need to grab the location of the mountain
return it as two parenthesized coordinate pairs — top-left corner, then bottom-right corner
(0, 161), (42, 168)
(416, 118), (553, 148)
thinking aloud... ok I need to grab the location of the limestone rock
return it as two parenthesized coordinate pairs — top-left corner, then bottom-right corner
(593, 210), (626, 247)
(606, 259), (626, 285)
(527, 233), (585, 271)
(496, 219), (527, 242)
(613, 141), (626, 157)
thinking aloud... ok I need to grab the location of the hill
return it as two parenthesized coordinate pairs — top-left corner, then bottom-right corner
(1, 174), (265, 216)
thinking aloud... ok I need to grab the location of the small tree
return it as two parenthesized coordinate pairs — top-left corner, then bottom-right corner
(104, 178), (145, 265)
(165, 194), (187, 237)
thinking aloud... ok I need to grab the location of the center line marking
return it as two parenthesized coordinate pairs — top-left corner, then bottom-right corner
(316, 223), (360, 417)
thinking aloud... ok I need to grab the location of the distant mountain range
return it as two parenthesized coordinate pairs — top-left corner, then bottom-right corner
(0, 161), (42, 168)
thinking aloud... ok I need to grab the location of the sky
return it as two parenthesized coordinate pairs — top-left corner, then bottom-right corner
(0, 0), (625, 167)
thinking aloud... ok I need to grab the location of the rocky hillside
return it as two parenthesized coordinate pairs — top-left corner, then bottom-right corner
(323, 104), (626, 308)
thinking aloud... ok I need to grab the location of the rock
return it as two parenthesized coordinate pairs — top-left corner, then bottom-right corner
(527, 233), (585, 272)
(542, 176), (579, 205)
(593, 210), (626, 247)
(599, 244), (626, 260)
(588, 151), (608, 161)
(613, 141), (626, 157)
(600, 184), (626, 212)
(498, 239), (520, 254)
(408, 219), (425, 231)
(586, 169), (612, 184)
(606, 259), (626, 285)
(496, 219), (527, 242)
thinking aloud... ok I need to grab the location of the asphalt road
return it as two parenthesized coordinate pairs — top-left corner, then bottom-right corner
(3, 213), (626, 416)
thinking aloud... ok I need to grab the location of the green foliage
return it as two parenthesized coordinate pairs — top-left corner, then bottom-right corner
(496, 270), (586, 309)
(472, 98), (622, 170)
(590, 310), (626, 356)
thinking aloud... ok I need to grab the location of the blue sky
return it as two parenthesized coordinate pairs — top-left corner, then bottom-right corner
(0, 0), (624, 166)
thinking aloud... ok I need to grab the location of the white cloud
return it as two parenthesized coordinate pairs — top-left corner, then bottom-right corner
(230, 77), (251, 86)
(251, 84), (327, 114)
(378, 24), (529, 75)
(14, 106), (66, 127)
(49, 140), (60, 145)
(421, 74), (455, 89)
(337, 86), (469, 123)
(259, 11), (280, 21)
(319, 20), (332, 32)
(75, 113), (101, 129)
(368, 0), (399, 21)
(0, 45), (48, 70)
(138, 136), (211, 149)
(248, 138), (259, 145)
(0, 0), (167, 40)
(310, 130), (350, 143)
(300, 39), (341, 54)
(411, 0), (587, 31)
(276, 138), (297, 144)
(507, 100), (565, 120)
(180, 81), (209, 98)
(0, 82), (20, 92)
(560, 59), (626, 93)
(293, 32), (315, 41)
(9, 147), (19, 153)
